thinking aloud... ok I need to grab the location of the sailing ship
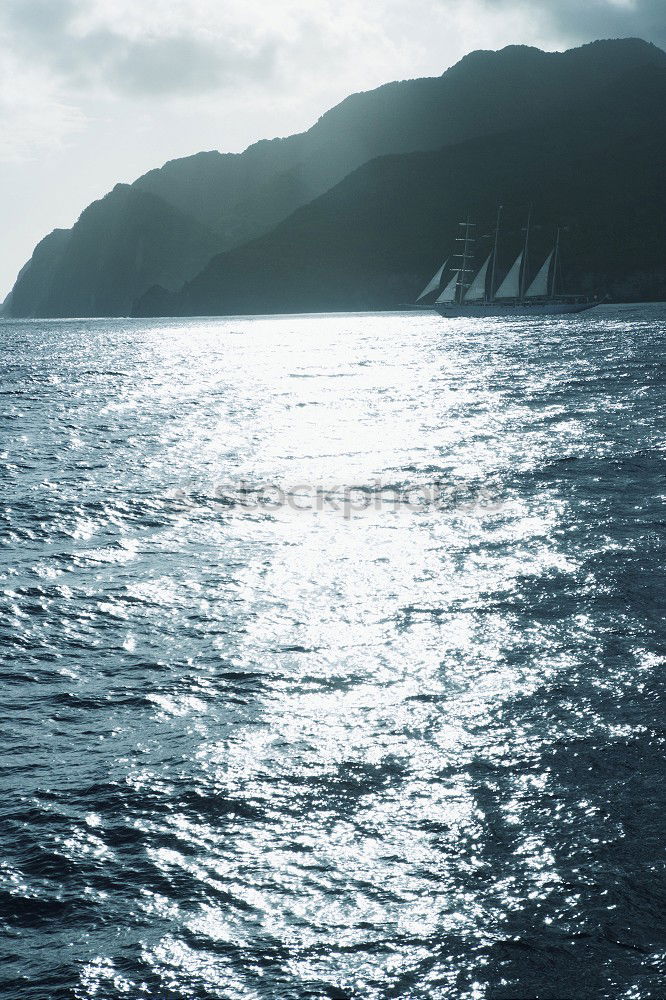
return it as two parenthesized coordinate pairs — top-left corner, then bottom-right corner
(415, 208), (598, 317)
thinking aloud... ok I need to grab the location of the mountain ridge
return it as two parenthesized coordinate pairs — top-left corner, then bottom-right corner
(6, 37), (666, 318)
(135, 60), (666, 315)
(134, 37), (665, 246)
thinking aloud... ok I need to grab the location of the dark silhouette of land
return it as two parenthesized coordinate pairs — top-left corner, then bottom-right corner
(4, 38), (666, 318)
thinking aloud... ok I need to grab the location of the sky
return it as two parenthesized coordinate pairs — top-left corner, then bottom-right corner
(1, 0), (664, 300)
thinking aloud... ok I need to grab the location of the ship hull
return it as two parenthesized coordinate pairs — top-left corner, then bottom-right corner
(432, 300), (598, 318)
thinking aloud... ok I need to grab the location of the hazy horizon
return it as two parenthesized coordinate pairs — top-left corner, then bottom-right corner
(1, 0), (665, 301)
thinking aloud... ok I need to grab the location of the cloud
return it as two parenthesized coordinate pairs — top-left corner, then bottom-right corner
(110, 36), (277, 96)
(0, 0), (281, 99)
(2, 0), (663, 110)
(0, 50), (85, 162)
(480, 0), (666, 49)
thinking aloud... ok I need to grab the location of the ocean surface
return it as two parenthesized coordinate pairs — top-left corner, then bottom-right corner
(1, 305), (664, 1000)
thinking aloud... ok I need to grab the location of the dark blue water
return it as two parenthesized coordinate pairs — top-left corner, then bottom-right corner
(1, 306), (664, 999)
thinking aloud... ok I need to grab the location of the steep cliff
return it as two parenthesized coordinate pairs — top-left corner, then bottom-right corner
(9, 186), (224, 318)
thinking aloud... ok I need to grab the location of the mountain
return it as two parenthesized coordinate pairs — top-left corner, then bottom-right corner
(6, 229), (77, 319)
(8, 186), (225, 318)
(5, 37), (666, 318)
(132, 38), (666, 248)
(0, 256), (34, 317)
(136, 61), (666, 316)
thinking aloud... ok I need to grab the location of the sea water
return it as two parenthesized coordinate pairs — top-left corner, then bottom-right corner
(1, 305), (664, 999)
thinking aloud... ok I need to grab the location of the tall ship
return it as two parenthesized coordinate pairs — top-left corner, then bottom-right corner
(415, 208), (599, 317)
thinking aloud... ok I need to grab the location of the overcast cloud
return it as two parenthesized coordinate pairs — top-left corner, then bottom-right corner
(0, 0), (663, 298)
(2, 0), (283, 98)
(490, 0), (666, 49)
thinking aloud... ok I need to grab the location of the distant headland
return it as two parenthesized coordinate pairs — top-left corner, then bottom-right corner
(3, 37), (665, 320)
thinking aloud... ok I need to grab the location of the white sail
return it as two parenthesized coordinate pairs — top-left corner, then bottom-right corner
(435, 270), (460, 304)
(416, 259), (449, 301)
(464, 254), (491, 302)
(525, 250), (554, 298)
(495, 251), (523, 299)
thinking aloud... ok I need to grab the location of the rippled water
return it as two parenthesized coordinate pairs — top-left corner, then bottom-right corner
(1, 306), (665, 1000)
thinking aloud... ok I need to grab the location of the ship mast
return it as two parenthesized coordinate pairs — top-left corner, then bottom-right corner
(519, 204), (532, 302)
(489, 204), (503, 302)
(454, 215), (476, 305)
